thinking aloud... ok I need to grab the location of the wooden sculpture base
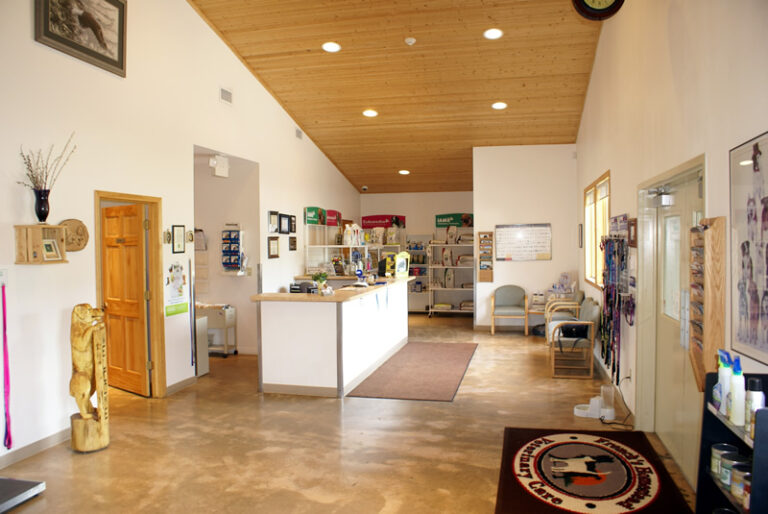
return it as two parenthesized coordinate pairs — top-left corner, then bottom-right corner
(70, 413), (109, 453)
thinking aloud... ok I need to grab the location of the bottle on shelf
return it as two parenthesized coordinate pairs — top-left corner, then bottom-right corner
(729, 356), (745, 426)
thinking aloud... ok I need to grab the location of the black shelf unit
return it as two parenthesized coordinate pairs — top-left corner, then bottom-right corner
(696, 372), (768, 513)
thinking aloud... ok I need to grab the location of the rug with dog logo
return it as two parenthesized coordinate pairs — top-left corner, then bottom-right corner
(495, 428), (691, 513)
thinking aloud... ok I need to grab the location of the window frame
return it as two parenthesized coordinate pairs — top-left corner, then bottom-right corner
(584, 170), (611, 290)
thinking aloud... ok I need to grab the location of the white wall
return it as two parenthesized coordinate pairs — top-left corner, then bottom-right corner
(0, 0), (357, 460)
(473, 145), (579, 327)
(194, 153), (260, 354)
(360, 192), (473, 236)
(576, 0), (768, 393)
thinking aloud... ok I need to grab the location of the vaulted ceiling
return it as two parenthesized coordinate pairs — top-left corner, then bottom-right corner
(187, 0), (601, 193)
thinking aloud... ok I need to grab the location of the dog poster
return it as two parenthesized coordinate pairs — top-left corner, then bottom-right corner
(730, 130), (768, 365)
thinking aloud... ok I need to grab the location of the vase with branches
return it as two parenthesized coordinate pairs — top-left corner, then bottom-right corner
(18, 132), (76, 223)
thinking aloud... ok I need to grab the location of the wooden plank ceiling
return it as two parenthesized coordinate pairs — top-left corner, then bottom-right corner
(188, 0), (601, 193)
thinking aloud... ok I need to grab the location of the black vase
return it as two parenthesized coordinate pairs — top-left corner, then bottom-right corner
(34, 189), (50, 223)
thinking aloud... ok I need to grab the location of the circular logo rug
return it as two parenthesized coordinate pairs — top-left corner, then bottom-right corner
(513, 433), (660, 513)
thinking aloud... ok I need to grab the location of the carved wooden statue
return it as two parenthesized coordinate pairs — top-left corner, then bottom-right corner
(69, 303), (109, 452)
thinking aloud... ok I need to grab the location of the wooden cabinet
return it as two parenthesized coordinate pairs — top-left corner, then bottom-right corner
(14, 224), (67, 264)
(688, 217), (725, 392)
(696, 372), (767, 513)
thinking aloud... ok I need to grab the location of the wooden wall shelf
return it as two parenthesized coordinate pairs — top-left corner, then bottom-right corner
(688, 217), (725, 392)
(14, 224), (68, 264)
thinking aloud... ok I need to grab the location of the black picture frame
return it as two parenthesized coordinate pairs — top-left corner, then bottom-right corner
(268, 211), (279, 233)
(290, 215), (297, 233)
(172, 225), (185, 253)
(35, 0), (127, 77)
(279, 213), (290, 234)
(289, 236), (297, 251)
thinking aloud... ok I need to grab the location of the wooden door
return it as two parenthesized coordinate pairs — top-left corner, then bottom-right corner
(654, 174), (703, 486)
(101, 204), (150, 396)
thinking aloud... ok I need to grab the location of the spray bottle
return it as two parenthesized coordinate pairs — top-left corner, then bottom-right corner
(729, 356), (746, 426)
(714, 350), (732, 415)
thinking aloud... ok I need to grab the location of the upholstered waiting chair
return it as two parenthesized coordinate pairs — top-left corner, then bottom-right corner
(491, 285), (528, 335)
(547, 297), (601, 379)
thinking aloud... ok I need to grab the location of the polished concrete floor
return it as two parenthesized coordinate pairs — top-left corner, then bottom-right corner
(9, 315), (694, 513)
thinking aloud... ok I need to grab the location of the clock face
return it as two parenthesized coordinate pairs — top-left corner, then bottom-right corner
(572, 0), (624, 20)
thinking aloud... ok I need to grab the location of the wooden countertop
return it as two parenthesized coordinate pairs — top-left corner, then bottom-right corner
(294, 275), (359, 281)
(251, 277), (413, 303)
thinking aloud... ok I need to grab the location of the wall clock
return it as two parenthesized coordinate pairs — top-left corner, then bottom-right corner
(572, 0), (625, 21)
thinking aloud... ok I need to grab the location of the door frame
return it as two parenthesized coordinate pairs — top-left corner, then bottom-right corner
(634, 154), (705, 431)
(94, 190), (167, 398)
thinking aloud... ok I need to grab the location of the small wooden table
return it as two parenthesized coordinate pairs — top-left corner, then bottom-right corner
(527, 303), (547, 333)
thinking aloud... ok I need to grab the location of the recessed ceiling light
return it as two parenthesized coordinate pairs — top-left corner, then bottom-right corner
(404, 37), (416, 46)
(398, 169), (410, 175)
(322, 42), (341, 53)
(492, 101), (507, 110)
(484, 28), (503, 40)
(740, 160), (753, 166)
(363, 109), (378, 117)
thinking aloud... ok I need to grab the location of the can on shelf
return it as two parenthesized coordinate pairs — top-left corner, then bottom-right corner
(729, 462), (751, 501)
(710, 443), (737, 476)
(719, 452), (749, 487)
(743, 473), (751, 512)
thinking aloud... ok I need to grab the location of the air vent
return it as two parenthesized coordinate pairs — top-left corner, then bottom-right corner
(220, 87), (233, 104)
(295, 128), (303, 139)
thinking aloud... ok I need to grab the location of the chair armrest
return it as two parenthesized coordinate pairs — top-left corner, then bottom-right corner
(524, 294), (528, 314)
(550, 320), (595, 342)
(491, 294), (495, 314)
(545, 301), (580, 324)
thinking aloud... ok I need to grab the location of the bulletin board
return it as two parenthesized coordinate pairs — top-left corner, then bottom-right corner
(495, 224), (552, 261)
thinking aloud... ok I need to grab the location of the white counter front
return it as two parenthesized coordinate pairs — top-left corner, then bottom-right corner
(252, 278), (410, 397)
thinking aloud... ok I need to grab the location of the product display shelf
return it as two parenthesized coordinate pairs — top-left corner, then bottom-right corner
(695, 372), (767, 514)
(428, 239), (474, 317)
(305, 221), (373, 275)
(406, 234), (431, 312)
(688, 217), (725, 393)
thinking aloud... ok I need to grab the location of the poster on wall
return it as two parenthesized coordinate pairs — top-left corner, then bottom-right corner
(165, 262), (189, 316)
(730, 130), (768, 365)
(361, 215), (406, 229)
(435, 213), (473, 227)
(495, 224), (552, 261)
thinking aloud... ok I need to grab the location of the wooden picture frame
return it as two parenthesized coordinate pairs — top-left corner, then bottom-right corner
(268, 211), (279, 233)
(729, 130), (768, 365)
(279, 213), (290, 234)
(41, 238), (62, 261)
(289, 236), (297, 251)
(35, 0), (127, 77)
(172, 225), (185, 254)
(627, 218), (637, 247)
(268, 236), (279, 258)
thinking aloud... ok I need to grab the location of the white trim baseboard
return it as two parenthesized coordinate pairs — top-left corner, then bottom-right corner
(0, 428), (70, 470)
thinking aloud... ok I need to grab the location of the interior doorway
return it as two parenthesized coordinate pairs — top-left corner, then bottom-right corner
(95, 191), (167, 398)
(635, 155), (705, 488)
(192, 146), (261, 367)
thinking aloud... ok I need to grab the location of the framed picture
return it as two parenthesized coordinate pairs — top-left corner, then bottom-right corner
(289, 236), (297, 251)
(42, 238), (62, 261)
(627, 218), (637, 248)
(279, 214), (290, 234)
(172, 225), (185, 254)
(268, 211), (279, 233)
(730, 129), (768, 365)
(35, 0), (127, 77)
(268, 236), (279, 258)
(290, 215), (297, 233)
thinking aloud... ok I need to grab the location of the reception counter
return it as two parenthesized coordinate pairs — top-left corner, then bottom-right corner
(251, 278), (411, 397)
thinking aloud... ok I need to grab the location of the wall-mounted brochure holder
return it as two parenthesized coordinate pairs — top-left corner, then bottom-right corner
(478, 231), (493, 282)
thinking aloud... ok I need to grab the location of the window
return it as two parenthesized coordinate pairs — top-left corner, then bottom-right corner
(584, 171), (610, 288)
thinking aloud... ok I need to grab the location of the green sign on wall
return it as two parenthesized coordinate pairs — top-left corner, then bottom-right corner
(435, 213), (473, 227)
